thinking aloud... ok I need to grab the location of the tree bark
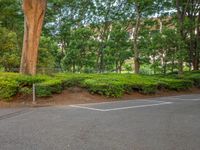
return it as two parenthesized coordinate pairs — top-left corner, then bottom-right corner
(133, 4), (141, 74)
(178, 59), (183, 75)
(20, 0), (47, 75)
(171, 52), (175, 73)
(175, 0), (189, 75)
(197, 11), (200, 70)
(193, 9), (200, 70)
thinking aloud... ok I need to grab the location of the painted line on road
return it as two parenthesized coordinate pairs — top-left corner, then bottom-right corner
(159, 94), (200, 99)
(99, 102), (173, 112)
(166, 97), (200, 101)
(70, 102), (173, 112)
(68, 99), (167, 107)
(69, 105), (105, 112)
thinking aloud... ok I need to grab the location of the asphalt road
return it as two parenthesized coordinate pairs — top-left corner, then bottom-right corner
(0, 94), (200, 150)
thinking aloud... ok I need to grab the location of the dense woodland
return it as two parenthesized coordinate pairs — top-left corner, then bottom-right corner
(0, 0), (200, 74)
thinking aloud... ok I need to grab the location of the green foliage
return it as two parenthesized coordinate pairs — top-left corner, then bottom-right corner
(158, 78), (193, 90)
(0, 71), (200, 100)
(0, 0), (23, 31)
(15, 75), (47, 86)
(181, 72), (200, 88)
(0, 72), (47, 86)
(0, 27), (20, 71)
(19, 87), (32, 95)
(55, 74), (87, 88)
(1, 0), (199, 75)
(0, 78), (18, 100)
(140, 28), (187, 75)
(106, 23), (132, 73)
(82, 78), (125, 97)
(37, 36), (59, 74)
(36, 79), (63, 97)
(61, 27), (96, 72)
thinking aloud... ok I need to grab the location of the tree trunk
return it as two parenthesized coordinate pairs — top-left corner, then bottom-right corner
(178, 59), (183, 75)
(194, 11), (200, 70)
(134, 57), (140, 74)
(99, 48), (104, 73)
(115, 61), (118, 73)
(153, 55), (156, 74)
(72, 63), (75, 73)
(133, 4), (141, 74)
(175, 0), (189, 75)
(197, 13), (200, 70)
(171, 53), (175, 73)
(119, 61), (123, 73)
(193, 56), (199, 70)
(20, 0), (47, 75)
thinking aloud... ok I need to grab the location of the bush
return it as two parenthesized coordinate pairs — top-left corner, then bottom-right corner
(55, 73), (90, 88)
(122, 75), (158, 94)
(0, 73), (47, 86)
(83, 78), (125, 97)
(156, 78), (193, 90)
(139, 83), (158, 94)
(0, 71), (199, 99)
(36, 79), (63, 97)
(0, 79), (18, 100)
(59, 77), (86, 88)
(15, 75), (49, 86)
(82, 74), (158, 97)
(182, 73), (200, 88)
(18, 87), (32, 95)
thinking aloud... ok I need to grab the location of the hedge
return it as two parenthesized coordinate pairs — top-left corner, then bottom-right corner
(0, 72), (199, 100)
(0, 79), (18, 100)
(182, 72), (200, 88)
(35, 79), (63, 97)
(82, 78), (125, 97)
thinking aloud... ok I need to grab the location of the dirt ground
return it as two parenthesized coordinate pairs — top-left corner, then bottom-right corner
(0, 87), (200, 108)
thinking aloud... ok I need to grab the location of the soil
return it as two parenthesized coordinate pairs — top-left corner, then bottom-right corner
(0, 87), (200, 108)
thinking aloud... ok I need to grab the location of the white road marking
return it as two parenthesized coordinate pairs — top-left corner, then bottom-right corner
(99, 102), (172, 112)
(166, 97), (200, 101)
(68, 99), (167, 107)
(69, 105), (105, 112)
(168, 94), (200, 98)
(70, 102), (172, 112)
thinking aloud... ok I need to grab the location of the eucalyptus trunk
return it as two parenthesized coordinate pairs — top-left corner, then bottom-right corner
(20, 0), (47, 75)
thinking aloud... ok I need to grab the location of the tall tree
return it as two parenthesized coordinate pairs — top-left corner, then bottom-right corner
(127, 0), (154, 74)
(20, 0), (47, 75)
(132, 2), (141, 74)
(175, 0), (200, 72)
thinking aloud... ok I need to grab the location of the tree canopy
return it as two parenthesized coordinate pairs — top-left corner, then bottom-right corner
(0, 0), (199, 74)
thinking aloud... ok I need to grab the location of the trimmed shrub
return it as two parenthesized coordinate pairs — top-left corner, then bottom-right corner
(139, 83), (158, 94)
(156, 78), (193, 90)
(35, 79), (63, 97)
(122, 75), (158, 94)
(61, 77), (85, 88)
(55, 73), (88, 88)
(0, 79), (18, 100)
(83, 78), (125, 97)
(182, 73), (200, 88)
(15, 75), (48, 86)
(0, 72), (199, 99)
(18, 87), (32, 95)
